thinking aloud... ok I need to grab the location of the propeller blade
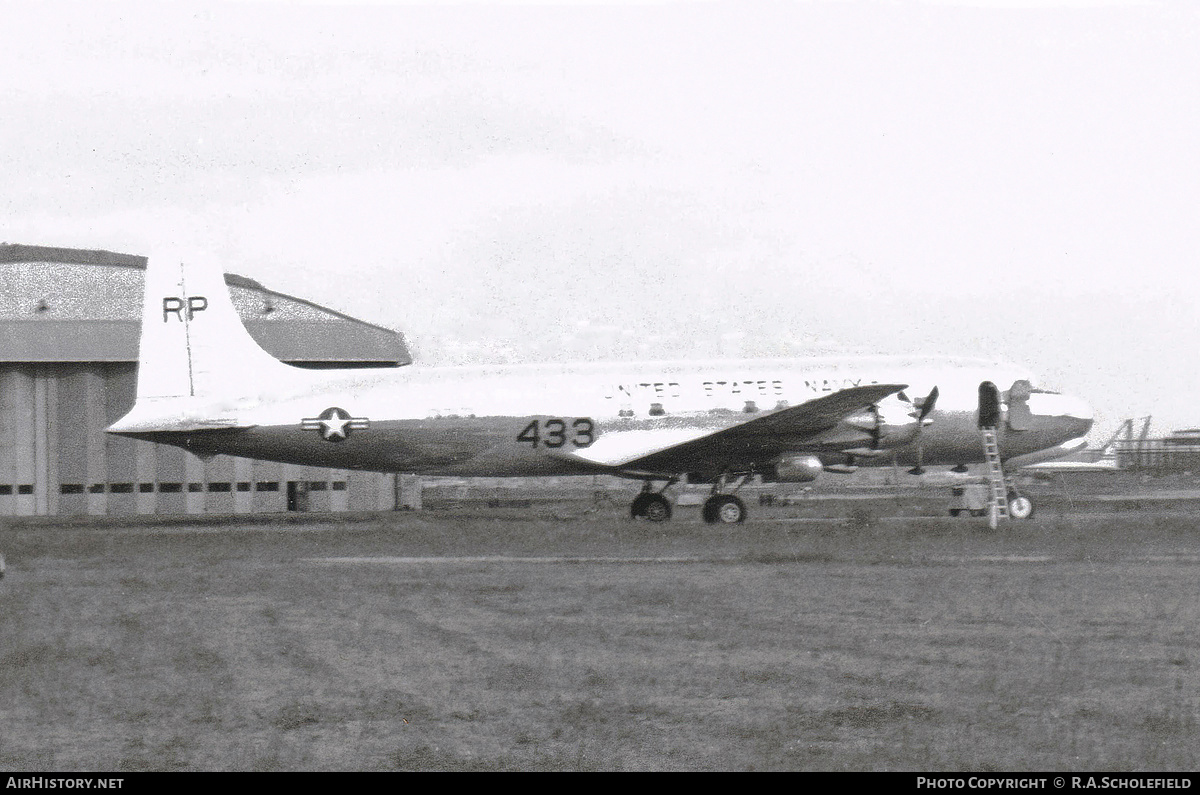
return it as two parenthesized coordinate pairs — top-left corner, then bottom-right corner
(918, 386), (939, 421)
(907, 386), (938, 475)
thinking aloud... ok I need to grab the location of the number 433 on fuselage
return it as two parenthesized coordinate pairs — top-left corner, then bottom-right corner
(107, 255), (1093, 524)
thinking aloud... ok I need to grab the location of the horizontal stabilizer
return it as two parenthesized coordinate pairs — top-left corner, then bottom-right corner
(106, 397), (253, 435)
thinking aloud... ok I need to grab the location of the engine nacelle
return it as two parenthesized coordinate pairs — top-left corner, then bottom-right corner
(874, 415), (922, 450)
(836, 400), (922, 454)
(763, 454), (823, 483)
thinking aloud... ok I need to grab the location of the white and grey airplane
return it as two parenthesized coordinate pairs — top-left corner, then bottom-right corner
(108, 255), (1093, 523)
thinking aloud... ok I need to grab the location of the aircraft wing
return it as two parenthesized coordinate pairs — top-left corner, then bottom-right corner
(566, 383), (907, 474)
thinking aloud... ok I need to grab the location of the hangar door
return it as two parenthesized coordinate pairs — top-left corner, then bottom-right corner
(0, 365), (53, 515)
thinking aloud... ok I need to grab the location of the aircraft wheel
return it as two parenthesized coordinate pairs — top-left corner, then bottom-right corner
(949, 509), (962, 517)
(704, 495), (747, 525)
(1007, 493), (1035, 520)
(631, 493), (672, 522)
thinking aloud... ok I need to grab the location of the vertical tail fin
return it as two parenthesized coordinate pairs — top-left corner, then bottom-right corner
(110, 254), (310, 432)
(134, 254), (299, 401)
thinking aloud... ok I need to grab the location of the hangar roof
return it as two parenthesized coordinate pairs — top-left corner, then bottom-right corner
(0, 244), (411, 366)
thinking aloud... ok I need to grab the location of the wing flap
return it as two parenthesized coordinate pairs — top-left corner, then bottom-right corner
(560, 426), (719, 468)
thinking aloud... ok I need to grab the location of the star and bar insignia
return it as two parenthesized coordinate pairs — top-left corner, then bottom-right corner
(301, 407), (369, 442)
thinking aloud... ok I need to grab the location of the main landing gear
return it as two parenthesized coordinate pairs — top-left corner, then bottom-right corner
(630, 490), (672, 522)
(701, 474), (749, 524)
(629, 474), (750, 524)
(702, 494), (747, 525)
(630, 478), (676, 522)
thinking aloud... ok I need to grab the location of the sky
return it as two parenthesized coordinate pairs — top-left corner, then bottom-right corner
(2, 0), (1198, 443)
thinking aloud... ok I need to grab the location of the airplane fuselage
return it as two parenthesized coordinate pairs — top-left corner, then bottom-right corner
(120, 355), (1093, 478)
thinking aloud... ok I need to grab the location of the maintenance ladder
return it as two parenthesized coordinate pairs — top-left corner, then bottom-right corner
(981, 427), (1009, 526)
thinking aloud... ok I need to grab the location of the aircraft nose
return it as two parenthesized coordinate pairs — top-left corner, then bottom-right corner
(1062, 394), (1094, 437)
(1063, 394), (1093, 423)
(1069, 411), (1094, 439)
(1027, 392), (1094, 437)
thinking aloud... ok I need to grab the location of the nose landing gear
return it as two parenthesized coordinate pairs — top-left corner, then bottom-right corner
(1007, 490), (1035, 520)
(948, 483), (1037, 522)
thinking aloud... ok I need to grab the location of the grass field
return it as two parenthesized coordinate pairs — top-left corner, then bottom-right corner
(1, 507), (1198, 771)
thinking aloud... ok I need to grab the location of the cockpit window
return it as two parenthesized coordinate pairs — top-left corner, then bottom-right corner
(1026, 377), (1061, 395)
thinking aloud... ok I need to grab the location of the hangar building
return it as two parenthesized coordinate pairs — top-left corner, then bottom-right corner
(0, 244), (411, 517)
